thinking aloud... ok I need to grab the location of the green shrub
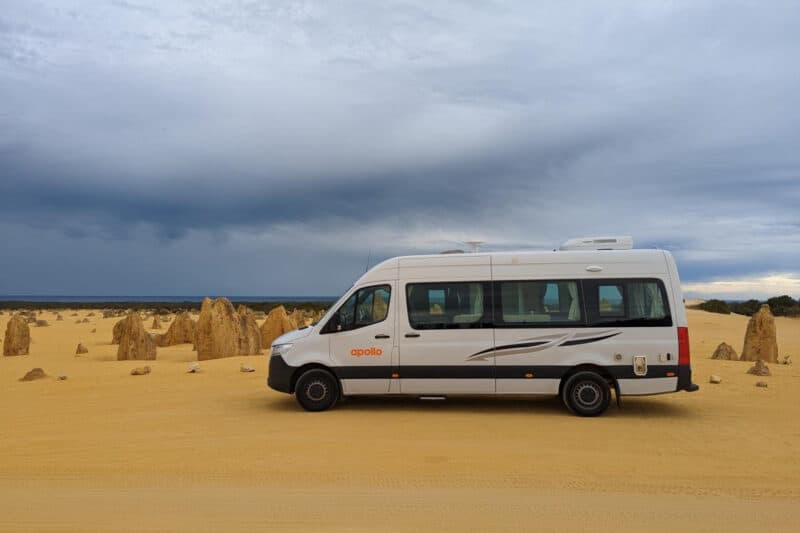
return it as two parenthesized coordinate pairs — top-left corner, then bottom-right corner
(693, 299), (731, 314)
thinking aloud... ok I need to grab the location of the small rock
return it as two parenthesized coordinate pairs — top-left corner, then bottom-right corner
(187, 363), (201, 374)
(91, 328), (96, 333)
(56, 315), (64, 321)
(81, 318), (90, 323)
(130, 366), (152, 376)
(35, 319), (49, 327)
(75, 343), (89, 355)
(240, 364), (256, 373)
(780, 355), (792, 365)
(746, 359), (771, 376)
(57, 374), (68, 381)
(19, 368), (47, 381)
(755, 381), (768, 388)
(709, 375), (722, 384)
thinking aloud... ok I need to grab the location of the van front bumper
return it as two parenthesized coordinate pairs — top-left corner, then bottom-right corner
(677, 364), (699, 392)
(268, 354), (294, 394)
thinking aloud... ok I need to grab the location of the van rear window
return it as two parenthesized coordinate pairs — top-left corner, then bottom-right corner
(584, 279), (671, 327)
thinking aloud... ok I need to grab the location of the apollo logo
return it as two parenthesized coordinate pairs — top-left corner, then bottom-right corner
(350, 347), (383, 357)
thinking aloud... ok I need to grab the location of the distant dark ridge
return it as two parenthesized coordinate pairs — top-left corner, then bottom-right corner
(0, 300), (331, 313)
(690, 296), (800, 317)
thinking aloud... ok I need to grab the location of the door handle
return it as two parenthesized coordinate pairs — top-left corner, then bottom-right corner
(404, 333), (420, 338)
(375, 334), (390, 339)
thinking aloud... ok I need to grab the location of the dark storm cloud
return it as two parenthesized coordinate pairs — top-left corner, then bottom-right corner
(0, 0), (799, 296)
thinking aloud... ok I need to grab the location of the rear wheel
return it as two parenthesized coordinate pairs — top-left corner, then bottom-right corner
(562, 371), (611, 417)
(295, 369), (339, 412)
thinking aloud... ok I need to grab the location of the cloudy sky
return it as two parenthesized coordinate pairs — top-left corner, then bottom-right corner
(1, 0), (798, 299)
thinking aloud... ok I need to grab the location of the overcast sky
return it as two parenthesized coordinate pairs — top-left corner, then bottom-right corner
(1, 1), (798, 299)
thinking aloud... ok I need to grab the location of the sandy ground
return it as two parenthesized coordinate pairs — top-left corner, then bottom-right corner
(0, 308), (798, 532)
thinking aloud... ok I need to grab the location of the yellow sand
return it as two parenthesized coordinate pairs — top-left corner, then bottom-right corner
(0, 309), (798, 532)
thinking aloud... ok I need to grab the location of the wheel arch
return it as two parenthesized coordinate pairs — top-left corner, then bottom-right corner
(290, 363), (340, 396)
(558, 364), (619, 399)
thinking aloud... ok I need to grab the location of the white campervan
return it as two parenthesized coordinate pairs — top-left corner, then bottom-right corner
(268, 237), (698, 416)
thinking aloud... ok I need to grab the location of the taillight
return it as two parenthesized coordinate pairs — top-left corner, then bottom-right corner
(678, 327), (691, 366)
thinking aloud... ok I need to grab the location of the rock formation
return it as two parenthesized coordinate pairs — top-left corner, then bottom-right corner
(746, 359), (771, 376)
(76, 343), (89, 355)
(156, 311), (197, 347)
(35, 319), (49, 327)
(260, 305), (296, 349)
(19, 368), (47, 381)
(56, 314), (64, 321)
(741, 304), (779, 363)
(116, 312), (157, 361)
(151, 315), (162, 329)
(112, 319), (125, 345)
(195, 297), (263, 360)
(237, 305), (262, 356)
(3, 315), (30, 356)
(711, 342), (738, 361)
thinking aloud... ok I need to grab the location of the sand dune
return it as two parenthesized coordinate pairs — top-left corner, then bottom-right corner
(0, 308), (798, 532)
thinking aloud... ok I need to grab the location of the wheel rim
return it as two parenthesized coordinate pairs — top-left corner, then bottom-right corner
(306, 380), (328, 402)
(573, 381), (602, 410)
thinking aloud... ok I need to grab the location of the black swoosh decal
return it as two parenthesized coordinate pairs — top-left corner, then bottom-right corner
(470, 340), (549, 357)
(559, 332), (621, 346)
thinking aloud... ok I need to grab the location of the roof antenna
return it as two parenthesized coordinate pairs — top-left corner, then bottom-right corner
(364, 248), (372, 273)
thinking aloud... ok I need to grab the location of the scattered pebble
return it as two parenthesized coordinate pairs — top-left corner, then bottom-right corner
(709, 375), (722, 384)
(130, 366), (152, 376)
(240, 364), (256, 373)
(755, 381), (768, 388)
(187, 363), (201, 374)
(57, 375), (68, 381)
(75, 343), (89, 355)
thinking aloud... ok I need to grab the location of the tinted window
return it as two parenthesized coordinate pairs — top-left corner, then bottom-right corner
(585, 279), (671, 327)
(497, 280), (582, 326)
(323, 285), (391, 333)
(406, 282), (490, 329)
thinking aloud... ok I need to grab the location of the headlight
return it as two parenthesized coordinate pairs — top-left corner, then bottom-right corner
(271, 343), (294, 356)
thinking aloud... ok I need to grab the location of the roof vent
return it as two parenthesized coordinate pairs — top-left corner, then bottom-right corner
(559, 236), (633, 251)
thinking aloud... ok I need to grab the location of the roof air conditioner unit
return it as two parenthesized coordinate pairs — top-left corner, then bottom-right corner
(559, 236), (633, 251)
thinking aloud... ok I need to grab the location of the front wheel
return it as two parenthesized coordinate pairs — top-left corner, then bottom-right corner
(562, 371), (611, 417)
(295, 369), (339, 412)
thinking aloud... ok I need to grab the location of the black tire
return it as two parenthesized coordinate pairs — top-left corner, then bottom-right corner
(561, 371), (611, 417)
(295, 369), (339, 412)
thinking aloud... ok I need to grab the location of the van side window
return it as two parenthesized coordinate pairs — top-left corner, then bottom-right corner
(584, 279), (671, 327)
(496, 280), (582, 326)
(406, 282), (490, 329)
(322, 285), (391, 334)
